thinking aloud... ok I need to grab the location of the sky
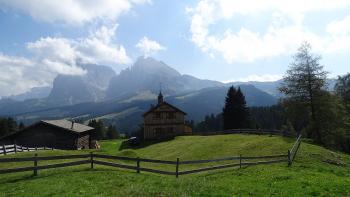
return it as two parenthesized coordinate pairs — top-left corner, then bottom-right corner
(0, 0), (350, 97)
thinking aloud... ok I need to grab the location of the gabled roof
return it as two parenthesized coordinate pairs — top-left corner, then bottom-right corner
(143, 101), (187, 117)
(41, 119), (94, 133)
(0, 119), (94, 141)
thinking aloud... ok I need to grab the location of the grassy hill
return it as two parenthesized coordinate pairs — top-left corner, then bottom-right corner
(0, 134), (349, 196)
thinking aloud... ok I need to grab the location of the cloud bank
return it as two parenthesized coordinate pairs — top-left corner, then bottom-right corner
(187, 0), (350, 63)
(0, 0), (151, 24)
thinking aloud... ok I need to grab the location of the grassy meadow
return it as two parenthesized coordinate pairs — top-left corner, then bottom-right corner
(0, 134), (349, 196)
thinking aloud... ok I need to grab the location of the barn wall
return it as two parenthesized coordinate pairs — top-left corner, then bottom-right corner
(77, 132), (90, 149)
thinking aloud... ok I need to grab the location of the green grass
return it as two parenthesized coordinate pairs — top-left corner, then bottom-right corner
(0, 134), (349, 196)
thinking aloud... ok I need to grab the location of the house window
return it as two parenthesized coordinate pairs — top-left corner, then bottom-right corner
(153, 112), (161, 119)
(167, 112), (175, 119)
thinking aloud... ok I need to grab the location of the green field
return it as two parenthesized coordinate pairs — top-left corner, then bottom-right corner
(0, 134), (350, 196)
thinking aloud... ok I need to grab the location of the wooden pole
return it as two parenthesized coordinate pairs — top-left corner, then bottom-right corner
(288, 150), (291, 166)
(14, 144), (17, 154)
(90, 152), (94, 169)
(35, 147), (37, 151)
(137, 157), (140, 173)
(34, 153), (38, 176)
(3, 144), (6, 155)
(27, 146), (29, 151)
(19, 145), (22, 152)
(239, 154), (242, 169)
(176, 158), (179, 178)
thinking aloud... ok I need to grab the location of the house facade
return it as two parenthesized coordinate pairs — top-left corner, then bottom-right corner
(0, 119), (96, 150)
(143, 92), (192, 140)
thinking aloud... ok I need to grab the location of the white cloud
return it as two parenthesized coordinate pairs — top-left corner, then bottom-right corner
(136, 37), (166, 57)
(0, 54), (50, 96)
(223, 74), (283, 83)
(27, 24), (131, 68)
(188, 0), (350, 63)
(0, 0), (151, 25)
(0, 24), (134, 97)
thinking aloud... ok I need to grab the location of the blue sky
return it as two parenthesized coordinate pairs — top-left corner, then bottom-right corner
(0, 0), (350, 97)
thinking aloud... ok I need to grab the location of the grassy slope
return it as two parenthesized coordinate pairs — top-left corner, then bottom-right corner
(0, 134), (349, 197)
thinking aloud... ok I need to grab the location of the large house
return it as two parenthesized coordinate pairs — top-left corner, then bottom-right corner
(0, 119), (96, 150)
(143, 92), (192, 140)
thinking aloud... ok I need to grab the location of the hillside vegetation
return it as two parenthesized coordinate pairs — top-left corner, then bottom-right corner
(0, 134), (350, 196)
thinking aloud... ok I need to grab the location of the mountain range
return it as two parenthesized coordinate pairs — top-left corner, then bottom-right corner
(0, 56), (301, 133)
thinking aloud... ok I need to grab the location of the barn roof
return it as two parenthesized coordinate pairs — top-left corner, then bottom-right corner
(41, 119), (94, 133)
(143, 101), (187, 117)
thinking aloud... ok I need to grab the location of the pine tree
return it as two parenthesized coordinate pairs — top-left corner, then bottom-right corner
(235, 87), (250, 128)
(88, 119), (106, 140)
(279, 42), (328, 142)
(223, 86), (237, 129)
(106, 125), (119, 139)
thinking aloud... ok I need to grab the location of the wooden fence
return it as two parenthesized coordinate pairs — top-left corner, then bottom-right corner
(0, 135), (302, 177)
(0, 144), (54, 156)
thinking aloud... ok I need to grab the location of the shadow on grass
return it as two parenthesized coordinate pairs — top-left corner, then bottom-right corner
(118, 138), (175, 151)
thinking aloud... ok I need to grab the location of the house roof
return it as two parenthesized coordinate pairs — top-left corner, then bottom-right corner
(0, 119), (94, 141)
(41, 119), (94, 133)
(143, 101), (187, 117)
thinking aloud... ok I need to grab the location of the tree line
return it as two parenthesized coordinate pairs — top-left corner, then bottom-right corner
(0, 117), (24, 138)
(88, 119), (120, 140)
(194, 42), (350, 153)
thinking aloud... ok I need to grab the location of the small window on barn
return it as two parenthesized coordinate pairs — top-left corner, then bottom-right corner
(153, 112), (161, 119)
(167, 112), (175, 119)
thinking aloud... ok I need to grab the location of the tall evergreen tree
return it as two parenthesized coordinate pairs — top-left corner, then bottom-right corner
(335, 73), (350, 107)
(235, 87), (250, 128)
(279, 42), (327, 142)
(223, 86), (237, 129)
(106, 125), (119, 139)
(88, 119), (106, 140)
(223, 86), (250, 129)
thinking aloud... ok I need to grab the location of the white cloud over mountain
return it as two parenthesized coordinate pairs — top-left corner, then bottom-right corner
(187, 0), (350, 63)
(136, 37), (166, 57)
(0, 24), (133, 97)
(0, 0), (151, 24)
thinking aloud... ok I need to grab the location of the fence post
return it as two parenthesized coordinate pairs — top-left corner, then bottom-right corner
(137, 157), (140, 173)
(35, 147), (37, 151)
(239, 154), (242, 169)
(288, 150), (291, 166)
(52, 147), (54, 150)
(19, 145), (22, 152)
(44, 147), (46, 150)
(33, 153), (38, 176)
(14, 144), (17, 153)
(3, 144), (6, 155)
(176, 158), (179, 178)
(27, 146), (29, 151)
(90, 152), (94, 169)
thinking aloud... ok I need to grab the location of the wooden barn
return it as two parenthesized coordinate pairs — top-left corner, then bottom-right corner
(0, 119), (95, 150)
(143, 91), (192, 140)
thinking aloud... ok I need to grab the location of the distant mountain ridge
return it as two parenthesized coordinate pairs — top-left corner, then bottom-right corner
(1, 56), (282, 132)
(106, 57), (223, 99)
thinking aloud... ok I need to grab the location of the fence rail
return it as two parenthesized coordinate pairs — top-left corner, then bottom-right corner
(0, 135), (302, 177)
(1, 144), (54, 156)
